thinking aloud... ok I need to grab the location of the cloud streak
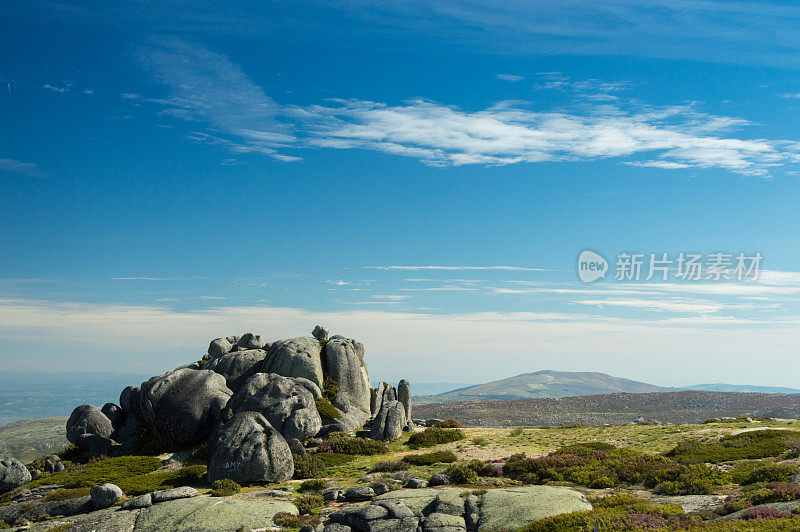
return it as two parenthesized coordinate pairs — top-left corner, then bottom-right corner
(0, 157), (50, 178)
(131, 39), (800, 176)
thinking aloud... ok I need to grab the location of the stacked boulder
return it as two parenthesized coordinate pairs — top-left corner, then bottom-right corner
(63, 326), (412, 485)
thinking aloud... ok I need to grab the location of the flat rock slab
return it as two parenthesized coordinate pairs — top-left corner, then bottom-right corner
(477, 486), (592, 532)
(649, 495), (727, 512)
(133, 496), (298, 531)
(374, 488), (463, 515)
(62, 507), (141, 532)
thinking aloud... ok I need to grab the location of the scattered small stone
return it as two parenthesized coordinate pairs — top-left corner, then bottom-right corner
(151, 486), (199, 503)
(121, 493), (152, 509)
(405, 478), (428, 489)
(344, 486), (375, 501)
(91, 483), (123, 509)
(428, 473), (450, 486)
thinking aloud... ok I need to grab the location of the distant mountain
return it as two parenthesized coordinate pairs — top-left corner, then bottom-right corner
(676, 384), (800, 395)
(412, 370), (670, 404)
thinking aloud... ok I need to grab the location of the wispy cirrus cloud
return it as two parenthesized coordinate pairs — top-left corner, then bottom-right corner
(496, 74), (524, 82)
(131, 39), (800, 176)
(0, 157), (50, 178)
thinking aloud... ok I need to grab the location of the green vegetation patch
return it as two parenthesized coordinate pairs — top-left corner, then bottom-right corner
(299, 479), (327, 493)
(210, 479), (241, 497)
(28, 456), (162, 488)
(293, 452), (357, 479)
(434, 419), (462, 429)
(665, 430), (800, 463)
(504, 443), (724, 495)
(369, 460), (410, 473)
(293, 494), (325, 514)
(319, 434), (388, 455)
(274, 512), (321, 528)
(314, 397), (341, 420)
(402, 450), (458, 465)
(406, 428), (465, 449)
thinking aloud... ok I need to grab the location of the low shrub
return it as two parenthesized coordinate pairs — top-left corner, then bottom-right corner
(446, 462), (479, 485)
(509, 427), (524, 437)
(407, 428), (465, 449)
(210, 479), (241, 497)
(504, 443), (723, 495)
(292, 452), (356, 479)
(273, 511), (322, 528)
(741, 505), (787, 520)
(747, 482), (800, 504)
(472, 437), (489, 446)
(315, 397), (341, 420)
(434, 419), (462, 428)
(519, 501), (691, 532)
(665, 430), (800, 463)
(117, 465), (207, 495)
(741, 463), (799, 485)
(43, 487), (91, 502)
(370, 460), (410, 473)
(299, 479), (327, 492)
(293, 494), (325, 514)
(558, 423), (588, 429)
(319, 435), (387, 455)
(27, 456), (162, 489)
(402, 450), (458, 465)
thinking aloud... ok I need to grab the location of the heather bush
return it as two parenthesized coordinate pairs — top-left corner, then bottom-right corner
(299, 479), (327, 492)
(519, 501), (691, 532)
(741, 505), (787, 520)
(740, 463), (799, 485)
(319, 435), (387, 455)
(446, 462), (479, 484)
(407, 428), (465, 449)
(509, 427), (524, 437)
(273, 511), (322, 528)
(315, 397), (341, 420)
(665, 430), (800, 463)
(402, 450), (458, 465)
(293, 494), (325, 514)
(434, 419), (462, 428)
(292, 452), (356, 479)
(210, 478), (241, 496)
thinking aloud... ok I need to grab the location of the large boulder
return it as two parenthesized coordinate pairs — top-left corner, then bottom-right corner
(204, 349), (266, 392)
(119, 385), (141, 420)
(101, 403), (124, 428)
(0, 458), (31, 492)
(208, 337), (233, 359)
(398, 379), (411, 422)
(371, 400), (406, 441)
(476, 486), (592, 531)
(66, 404), (113, 443)
(208, 411), (294, 483)
(139, 368), (232, 448)
(90, 483), (123, 509)
(224, 373), (322, 441)
(323, 336), (372, 431)
(131, 497), (298, 531)
(262, 337), (324, 389)
(237, 332), (265, 350)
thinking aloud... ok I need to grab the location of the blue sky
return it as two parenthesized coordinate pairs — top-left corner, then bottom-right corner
(2, 1), (800, 387)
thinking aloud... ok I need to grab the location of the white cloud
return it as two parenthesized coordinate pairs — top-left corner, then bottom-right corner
(42, 83), (68, 93)
(0, 157), (50, 178)
(367, 265), (547, 271)
(576, 298), (757, 314)
(371, 294), (410, 300)
(496, 74), (524, 82)
(2, 297), (800, 385)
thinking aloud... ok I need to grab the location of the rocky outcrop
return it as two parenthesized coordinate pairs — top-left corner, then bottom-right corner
(139, 368), (232, 447)
(204, 349), (266, 392)
(208, 411), (294, 483)
(224, 373), (322, 441)
(324, 336), (372, 431)
(237, 332), (265, 350)
(66, 404), (114, 443)
(312, 324), (330, 340)
(371, 400), (406, 441)
(208, 337), (233, 359)
(0, 458), (31, 493)
(262, 337), (324, 389)
(398, 379), (411, 422)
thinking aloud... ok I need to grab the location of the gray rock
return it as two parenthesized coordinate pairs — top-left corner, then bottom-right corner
(464, 494), (479, 531)
(22, 495), (93, 520)
(372, 482), (390, 495)
(208, 337), (233, 358)
(476, 486), (592, 531)
(312, 325), (330, 341)
(238, 332), (265, 350)
(323, 336), (372, 431)
(0, 458), (31, 492)
(371, 400), (406, 441)
(294, 377), (323, 399)
(324, 524), (352, 532)
(66, 404), (114, 443)
(121, 492), (152, 509)
(134, 496), (297, 530)
(262, 337), (324, 389)
(101, 403), (125, 428)
(428, 473), (450, 486)
(375, 500), (416, 519)
(345, 486), (375, 501)
(90, 483), (123, 509)
(397, 379), (411, 422)
(119, 386), (141, 420)
(423, 512), (466, 532)
(75, 433), (119, 458)
(208, 411), (294, 483)
(151, 486), (199, 503)
(54, 461), (66, 472)
(405, 478), (428, 489)
(300, 525), (316, 532)
(371, 383), (386, 418)
(434, 491), (464, 516)
(224, 372), (322, 441)
(139, 368), (232, 447)
(288, 437), (307, 455)
(323, 487), (345, 501)
(204, 349), (266, 392)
